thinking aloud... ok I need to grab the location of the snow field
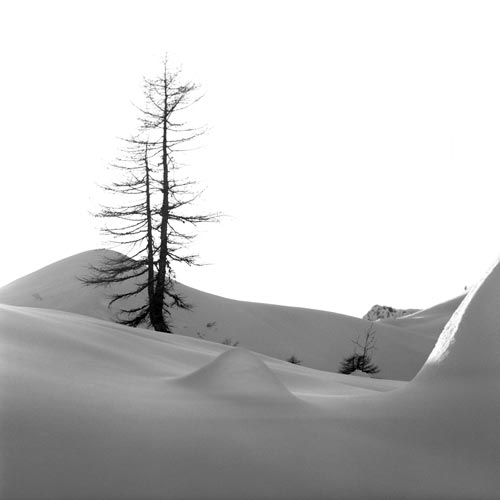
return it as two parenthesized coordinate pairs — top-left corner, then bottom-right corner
(1, 251), (499, 498)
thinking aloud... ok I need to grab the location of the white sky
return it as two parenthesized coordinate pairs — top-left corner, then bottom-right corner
(1, 0), (500, 317)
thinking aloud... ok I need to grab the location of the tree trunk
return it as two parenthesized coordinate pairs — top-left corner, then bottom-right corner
(144, 143), (155, 307)
(150, 68), (170, 332)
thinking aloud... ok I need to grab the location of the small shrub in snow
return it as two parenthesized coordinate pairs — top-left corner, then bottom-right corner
(338, 323), (380, 375)
(220, 337), (239, 347)
(287, 355), (302, 365)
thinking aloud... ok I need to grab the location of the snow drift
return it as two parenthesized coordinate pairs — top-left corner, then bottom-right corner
(416, 256), (500, 383)
(1, 252), (499, 498)
(176, 347), (299, 402)
(0, 249), (459, 380)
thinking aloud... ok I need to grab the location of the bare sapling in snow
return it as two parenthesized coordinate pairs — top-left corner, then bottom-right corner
(338, 323), (380, 375)
(81, 55), (219, 332)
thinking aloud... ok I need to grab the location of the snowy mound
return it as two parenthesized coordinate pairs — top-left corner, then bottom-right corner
(0, 249), (139, 321)
(416, 257), (500, 384)
(176, 348), (298, 402)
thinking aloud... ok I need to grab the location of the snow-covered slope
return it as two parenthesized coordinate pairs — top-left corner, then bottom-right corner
(0, 250), (457, 380)
(1, 256), (499, 499)
(380, 293), (465, 335)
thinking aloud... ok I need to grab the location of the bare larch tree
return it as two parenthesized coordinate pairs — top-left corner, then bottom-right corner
(338, 323), (380, 375)
(82, 56), (218, 332)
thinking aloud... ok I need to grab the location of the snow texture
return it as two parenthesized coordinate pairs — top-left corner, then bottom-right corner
(1, 251), (499, 499)
(0, 249), (459, 380)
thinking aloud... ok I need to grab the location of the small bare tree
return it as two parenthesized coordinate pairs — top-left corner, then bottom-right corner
(338, 323), (380, 375)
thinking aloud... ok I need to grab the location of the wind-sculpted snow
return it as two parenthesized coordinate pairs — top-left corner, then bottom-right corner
(0, 249), (453, 380)
(1, 254), (500, 500)
(375, 256), (500, 492)
(1, 253), (499, 499)
(175, 347), (299, 403)
(415, 256), (500, 382)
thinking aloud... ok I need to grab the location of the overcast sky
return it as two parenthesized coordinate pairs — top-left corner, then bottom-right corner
(1, 1), (500, 317)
